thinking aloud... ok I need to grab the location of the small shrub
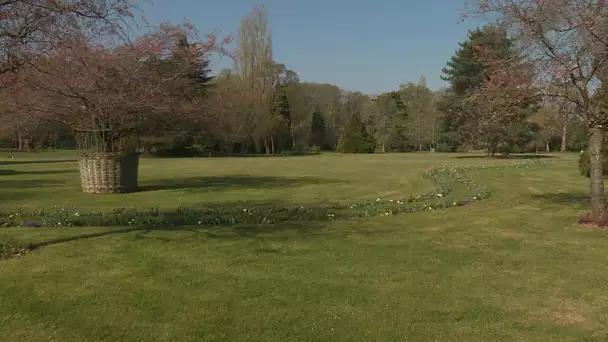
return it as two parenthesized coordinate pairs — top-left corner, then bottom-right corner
(308, 145), (321, 154)
(578, 150), (608, 177)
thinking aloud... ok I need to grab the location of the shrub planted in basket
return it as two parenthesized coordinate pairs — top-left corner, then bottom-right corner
(5, 23), (230, 194)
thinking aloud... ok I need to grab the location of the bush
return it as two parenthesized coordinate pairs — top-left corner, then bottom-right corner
(308, 145), (321, 154)
(435, 143), (453, 153)
(578, 150), (608, 177)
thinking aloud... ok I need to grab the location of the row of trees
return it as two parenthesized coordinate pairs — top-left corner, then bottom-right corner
(0, 5), (587, 157)
(1, 1), (606, 222)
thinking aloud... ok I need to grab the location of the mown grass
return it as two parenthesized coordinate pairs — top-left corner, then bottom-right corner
(3, 150), (608, 341)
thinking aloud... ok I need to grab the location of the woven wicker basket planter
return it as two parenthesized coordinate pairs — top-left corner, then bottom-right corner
(78, 152), (140, 194)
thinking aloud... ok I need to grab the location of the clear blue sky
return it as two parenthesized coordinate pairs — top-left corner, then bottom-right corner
(140, 0), (486, 94)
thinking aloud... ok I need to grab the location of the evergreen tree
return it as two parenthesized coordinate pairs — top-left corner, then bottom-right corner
(141, 34), (215, 156)
(174, 34), (214, 94)
(389, 91), (410, 149)
(337, 114), (375, 153)
(438, 25), (529, 152)
(271, 86), (294, 150)
(309, 106), (326, 148)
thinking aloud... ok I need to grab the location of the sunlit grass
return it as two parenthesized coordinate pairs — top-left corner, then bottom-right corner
(2, 151), (607, 341)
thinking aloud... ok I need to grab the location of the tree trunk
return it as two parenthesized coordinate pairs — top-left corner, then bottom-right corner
(381, 143), (386, 153)
(270, 134), (275, 154)
(560, 120), (568, 152)
(264, 139), (270, 154)
(431, 111), (436, 150)
(17, 131), (22, 150)
(588, 127), (607, 222)
(253, 138), (262, 154)
(545, 141), (550, 153)
(290, 123), (296, 150)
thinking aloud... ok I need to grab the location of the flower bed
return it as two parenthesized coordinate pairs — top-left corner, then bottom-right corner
(0, 159), (551, 229)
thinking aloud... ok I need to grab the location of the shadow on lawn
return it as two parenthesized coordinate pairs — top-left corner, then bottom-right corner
(0, 178), (65, 190)
(140, 175), (345, 192)
(0, 159), (77, 166)
(530, 192), (589, 209)
(0, 169), (77, 176)
(20, 197), (392, 252)
(454, 154), (555, 160)
(27, 220), (337, 252)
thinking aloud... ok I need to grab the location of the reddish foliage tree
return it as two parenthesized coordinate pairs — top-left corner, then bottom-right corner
(205, 75), (258, 154)
(1, 22), (230, 153)
(465, 0), (608, 223)
(0, 0), (140, 73)
(464, 42), (539, 154)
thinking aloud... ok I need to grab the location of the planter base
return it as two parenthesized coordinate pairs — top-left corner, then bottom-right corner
(78, 153), (139, 194)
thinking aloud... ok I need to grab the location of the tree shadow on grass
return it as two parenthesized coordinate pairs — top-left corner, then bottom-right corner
(140, 175), (346, 192)
(530, 192), (589, 209)
(0, 169), (77, 176)
(26, 220), (336, 253)
(0, 159), (77, 166)
(15, 197), (396, 253)
(0, 178), (66, 190)
(454, 154), (555, 160)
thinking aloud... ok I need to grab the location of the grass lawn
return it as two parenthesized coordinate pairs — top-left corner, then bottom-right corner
(2, 150), (608, 341)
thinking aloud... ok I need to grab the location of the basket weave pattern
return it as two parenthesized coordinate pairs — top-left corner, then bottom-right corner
(78, 153), (139, 194)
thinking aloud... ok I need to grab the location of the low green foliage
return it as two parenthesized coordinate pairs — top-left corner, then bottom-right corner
(0, 237), (30, 260)
(0, 159), (549, 229)
(308, 145), (322, 154)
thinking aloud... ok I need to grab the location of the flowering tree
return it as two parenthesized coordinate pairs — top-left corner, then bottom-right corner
(0, 0), (138, 74)
(3, 22), (230, 152)
(0, 20), (231, 193)
(465, 0), (608, 223)
(464, 41), (539, 155)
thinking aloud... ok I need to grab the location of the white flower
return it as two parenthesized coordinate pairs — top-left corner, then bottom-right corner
(197, 220), (202, 225)
(428, 207), (433, 210)
(243, 208), (247, 212)
(437, 194), (443, 198)
(376, 198), (380, 202)
(473, 196), (477, 200)
(453, 202), (457, 206)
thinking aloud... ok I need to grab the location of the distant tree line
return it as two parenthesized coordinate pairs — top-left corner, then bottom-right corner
(0, 6), (600, 158)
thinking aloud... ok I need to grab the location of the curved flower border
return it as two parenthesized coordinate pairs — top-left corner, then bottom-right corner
(0, 159), (552, 228)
